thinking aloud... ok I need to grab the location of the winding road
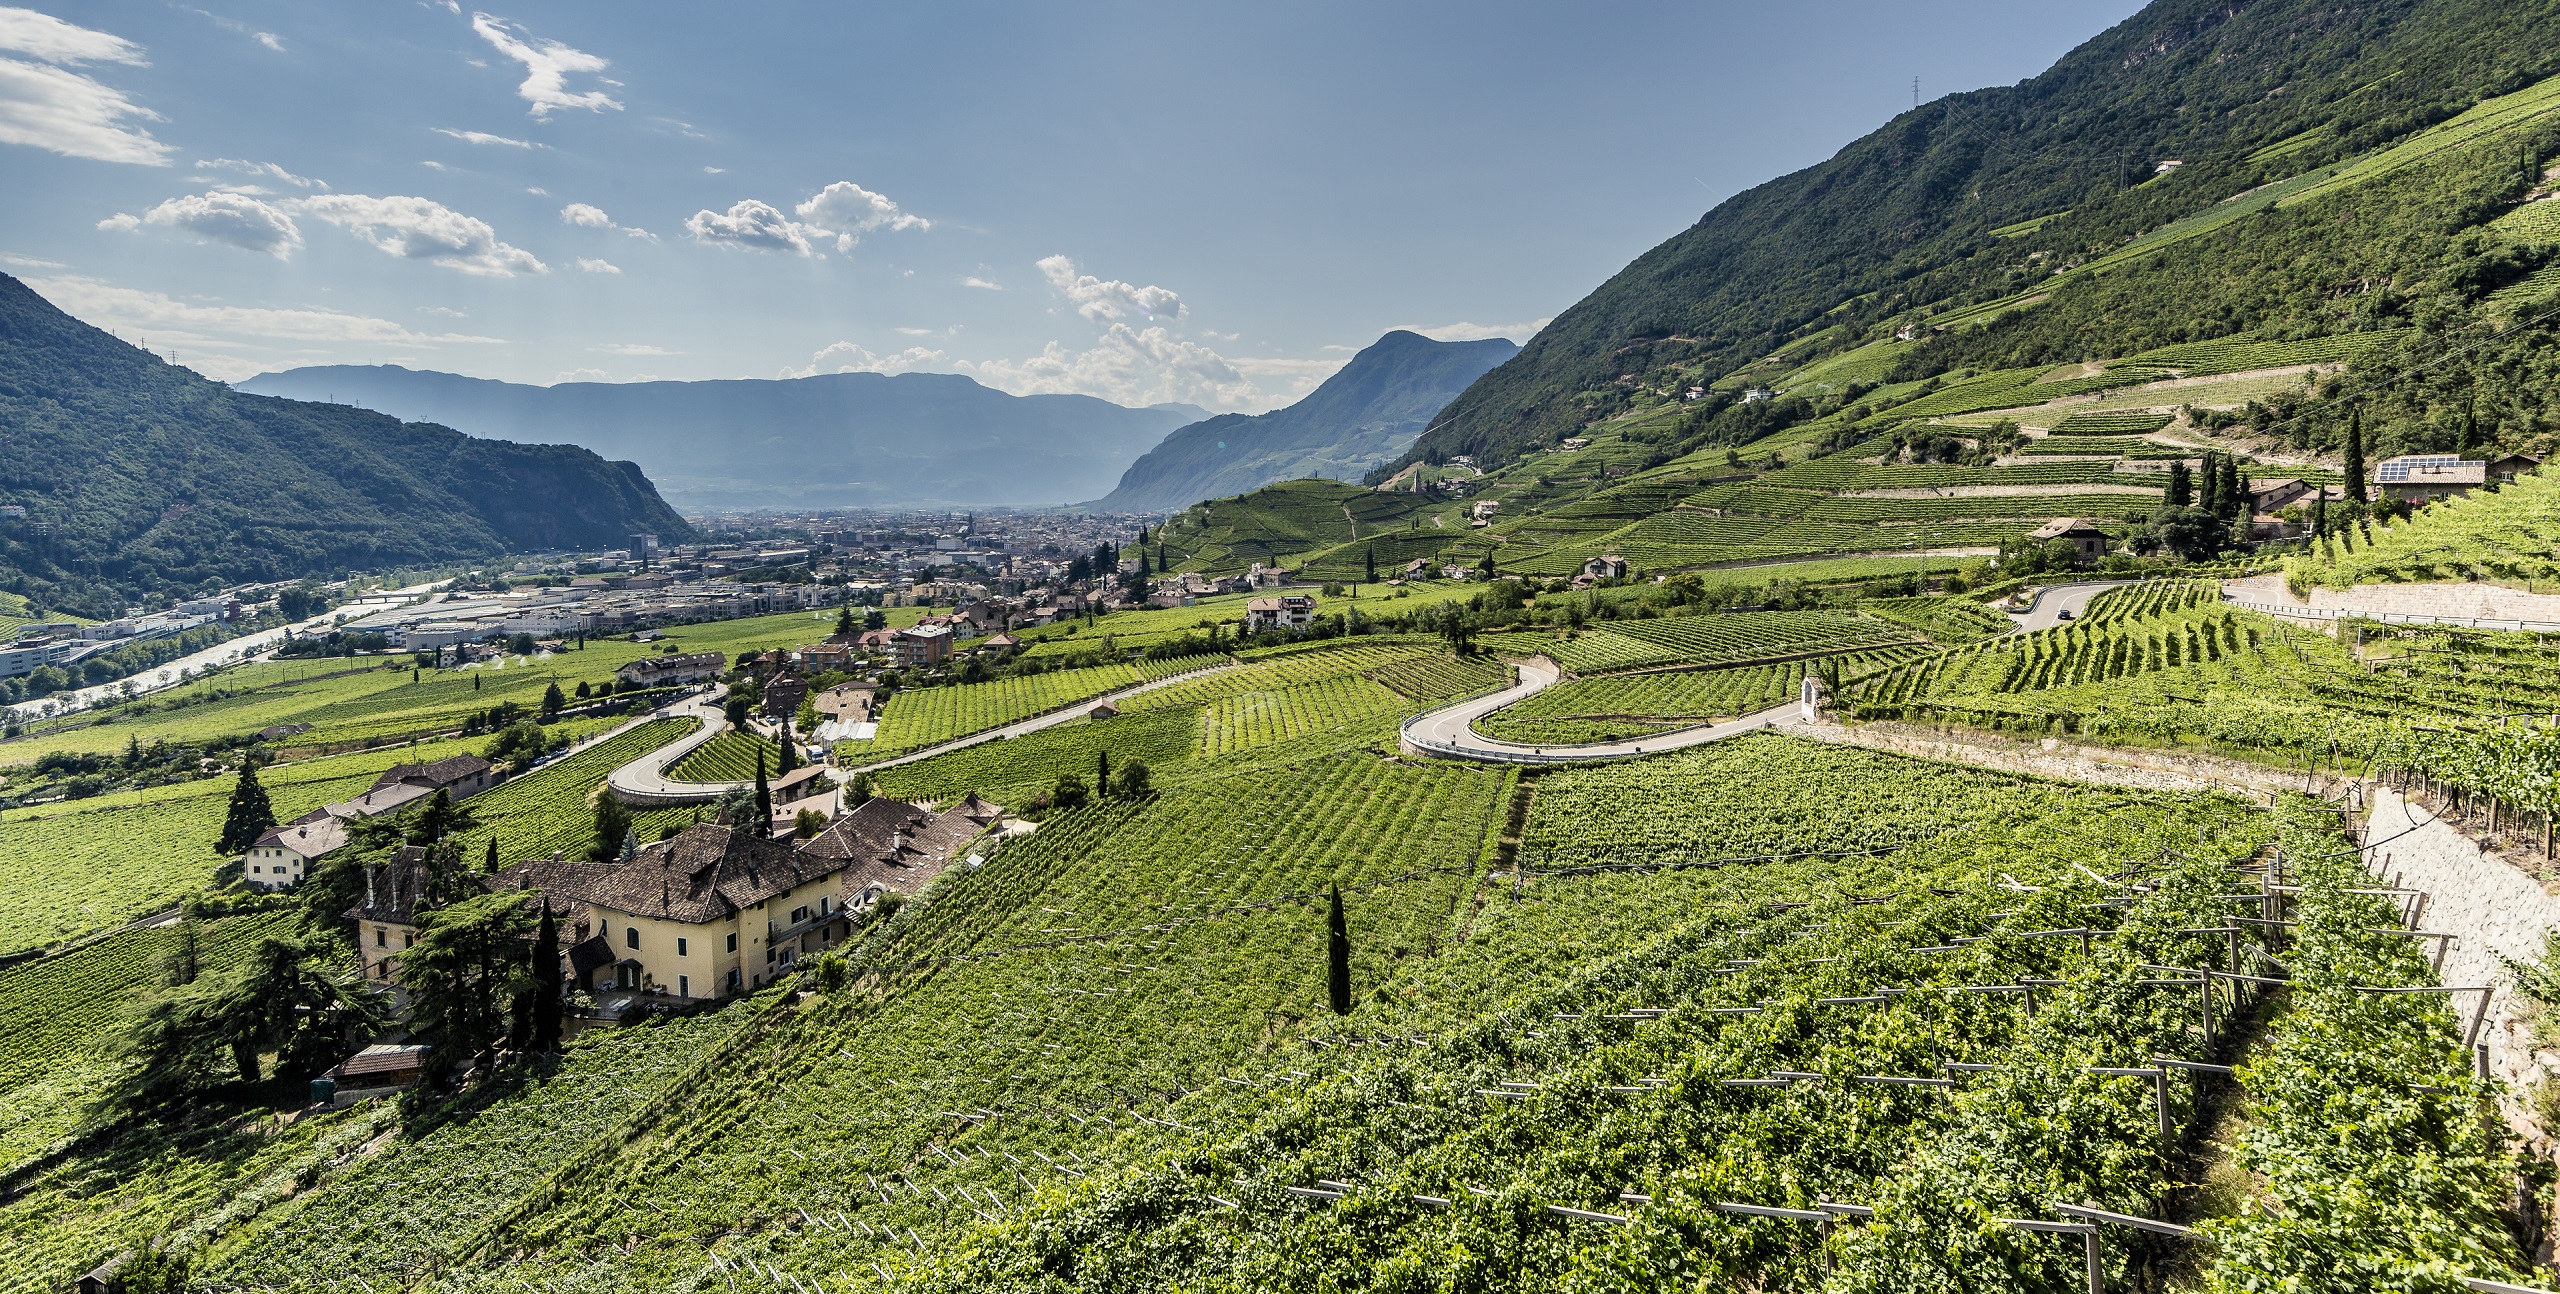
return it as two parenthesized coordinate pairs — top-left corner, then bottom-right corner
(2004, 580), (2130, 632)
(1401, 656), (1808, 765)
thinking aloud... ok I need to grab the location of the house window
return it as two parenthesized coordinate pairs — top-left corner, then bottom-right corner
(727, 932), (738, 953)
(791, 905), (810, 925)
(403, 933), (415, 949)
(677, 937), (688, 957)
(626, 927), (639, 950)
(726, 967), (741, 992)
(679, 975), (690, 998)
(374, 927), (387, 947)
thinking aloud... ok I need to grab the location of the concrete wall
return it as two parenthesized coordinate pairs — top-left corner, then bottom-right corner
(2363, 787), (2560, 1154)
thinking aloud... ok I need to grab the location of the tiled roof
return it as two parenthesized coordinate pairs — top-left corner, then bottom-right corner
(491, 823), (841, 925)
(253, 813), (349, 859)
(371, 753), (491, 792)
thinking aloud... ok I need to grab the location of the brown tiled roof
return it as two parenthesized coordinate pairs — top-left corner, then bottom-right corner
(801, 794), (1001, 899)
(253, 813), (350, 859)
(567, 933), (617, 976)
(371, 753), (491, 792)
(331, 1043), (429, 1080)
(771, 764), (833, 805)
(490, 823), (841, 924)
(797, 796), (931, 862)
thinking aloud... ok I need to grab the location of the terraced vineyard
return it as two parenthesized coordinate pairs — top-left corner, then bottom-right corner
(2290, 464), (2560, 590)
(1857, 594), (2017, 644)
(863, 656), (1226, 756)
(1500, 609), (1918, 676)
(1858, 581), (2239, 708)
(1471, 661), (1812, 744)
(451, 718), (700, 861)
(2049, 411), (2172, 435)
(666, 729), (778, 783)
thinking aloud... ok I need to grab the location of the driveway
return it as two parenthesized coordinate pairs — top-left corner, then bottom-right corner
(1402, 656), (1806, 765)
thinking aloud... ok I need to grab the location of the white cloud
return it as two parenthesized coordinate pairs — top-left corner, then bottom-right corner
(131, 190), (302, 258)
(0, 251), (65, 267)
(420, 305), (468, 317)
(434, 126), (536, 148)
(784, 341), (949, 379)
(575, 256), (619, 273)
(0, 8), (145, 64)
(684, 198), (811, 255)
(254, 31), (283, 52)
(553, 366), (612, 383)
(1036, 254), (1182, 323)
(26, 274), (501, 378)
(561, 201), (653, 240)
(793, 180), (926, 252)
(95, 211), (136, 231)
(702, 165), (722, 173)
(1402, 318), (1550, 342)
(525, 185), (547, 195)
(593, 342), (670, 355)
(893, 326), (934, 336)
(0, 9), (170, 166)
(964, 323), (1255, 409)
(960, 275), (1001, 291)
(300, 193), (546, 275)
(196, 158), (323, 188)
(419, 159), (448, 170)
(468, 12), (620, 116)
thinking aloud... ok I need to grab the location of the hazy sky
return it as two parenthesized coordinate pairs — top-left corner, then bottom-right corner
(1, 0), (2143, 410)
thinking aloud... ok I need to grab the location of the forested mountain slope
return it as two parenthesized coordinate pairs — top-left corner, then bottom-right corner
(0, 275), (694, 616)
(1404, 0), (2560, 472)
(1093, 331), (1516, 512)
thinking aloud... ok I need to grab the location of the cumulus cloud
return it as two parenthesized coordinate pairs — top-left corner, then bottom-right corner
(785, 341), (949, 379)
(132, 190), (302, 258)
(960, 275), (1002, 291)
(300, 193), (546, 275)
(1036, 255), (1182, 323)
(964, 323), (1254, 409)
(0, 8), (170, 165)
(793, 180), (927, 252)
(575, 256), (619, 273)
(684, 199), (811, 255)
(468, 12), (620, 116)
(434, 126), (536, 148)
(560, 201), (653, 239)
(195, 157), (324, 188)
(26, 274), (501, 378)
(1402, 318), (1550, 342)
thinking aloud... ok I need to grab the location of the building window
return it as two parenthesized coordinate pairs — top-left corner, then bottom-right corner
(679, 975), (690, 998)
(626, 927), (639, 950)
(727, 932), (738, 953)
(677, 937), (688, 957)
(727, 967), (741, 992)
(791, 905), (810, 925)
(403, 933), (415, 949)
(374, 927), (387, 948)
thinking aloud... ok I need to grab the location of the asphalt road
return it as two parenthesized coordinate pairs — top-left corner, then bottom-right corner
(1402, 656), (1803, 765)
(2006, 581), (2131, 633)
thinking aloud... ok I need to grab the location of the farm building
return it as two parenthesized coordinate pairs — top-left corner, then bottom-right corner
(245, 811), (348, 891)
(2373, 455), (2486, 504)
(2027, 517), (2110, 565)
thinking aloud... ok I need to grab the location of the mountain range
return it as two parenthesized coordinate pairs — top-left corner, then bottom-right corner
(0, 274), (692, 618)
(236, 366), (1209, 512)
(1090, 330), (1515, 512)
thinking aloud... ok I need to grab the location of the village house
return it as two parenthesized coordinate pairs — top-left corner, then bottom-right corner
(2492, 451), (2544, 483)
(2245, 479), (2312, 513)
(1246, 593), (1318, 634)
(346, 846), (437, 984)
(2027, 517), (2110, 565)
(799, 795), (1002, 910)
(492, 823), (856, 999)
(2372, 454), (2487, 505)
(812, 681), (880, 723)
(616, 650), (727, 687)
(892, 623), (952, 668)
(245, 811), (348, 891)
(1577, 555), (1629, 585)
(799, 638), (858, 674)
(326, 753), (498, 821)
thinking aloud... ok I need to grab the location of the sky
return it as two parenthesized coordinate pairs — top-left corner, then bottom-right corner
(0, 0), (2146, 412)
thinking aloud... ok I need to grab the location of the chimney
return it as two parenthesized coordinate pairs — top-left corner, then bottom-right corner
(365, 863), (377, 909)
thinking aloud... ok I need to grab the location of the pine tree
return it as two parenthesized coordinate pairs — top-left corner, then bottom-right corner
(2343, 407), (2368, 504)
(753, 748), (771, 837)
(1325, 885), (1351, 1016)
(834, 605), (856, 639)
(531, 902), (563, 1054)
(411, 787), (457, 845)
(217, 763), (277, 855)
(540, 682), (565, 721)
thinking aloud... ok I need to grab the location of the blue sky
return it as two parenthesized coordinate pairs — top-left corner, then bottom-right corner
(1, 0), (2143, 411)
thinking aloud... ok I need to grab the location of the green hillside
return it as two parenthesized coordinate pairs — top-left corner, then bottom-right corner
(1403, 0), (2560, 474)
(0, 275), (696, 617)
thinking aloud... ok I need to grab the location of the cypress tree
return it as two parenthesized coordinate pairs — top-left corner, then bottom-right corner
(1325, 885), (1351, 1016)
(473, 673), (482, 692)
(484, 837), (499, 872)
(2461, 400), (2480, 455)
(531, 902), (563, 1054)
(2165, 461), (2193, 508)
(753, 748), (771, 837)
(1096, 750), (1110, 790)
(778, 720), (799, 774)
(217, 763), (277, 855)
(1365, 545), (1376, 585)
(2312, 489), (2328, 538)
(2343, 407), (2367, 504)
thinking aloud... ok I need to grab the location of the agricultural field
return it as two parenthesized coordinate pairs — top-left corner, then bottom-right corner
(2048, 411), (2172, 435)
(0, 733), (509, 956)
(1854, 594), (2017, 645)
(1497, 609), (1917, 676)
(452, 718), (701, 862)
(667, 729), (780, 783)
(0, 608), (841, 768)
(860, 657), (1225, 757)
(2289, 464), (2560, 591)
(1800, 491), (2161, 523)
(1473, 660), (1811, 744)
